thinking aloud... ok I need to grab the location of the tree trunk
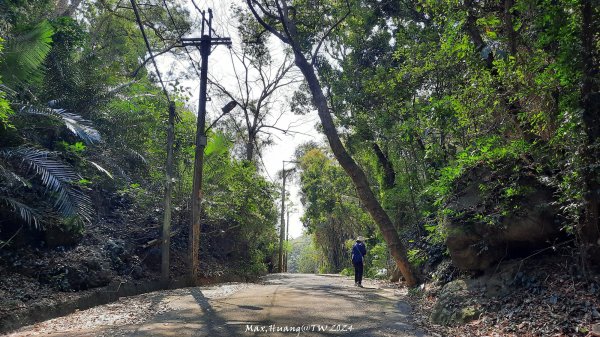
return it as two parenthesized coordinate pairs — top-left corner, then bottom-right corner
(292, 49), (418, 286)
(372, 142), (396, 189)
(246, 138), (254, 162)
(580, 0), (600, 267)
(390, 266), (401, 282)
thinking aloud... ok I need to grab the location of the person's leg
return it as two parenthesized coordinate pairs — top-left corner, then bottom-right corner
(353, 262), (359, 284)
(357, 262), (364, 285)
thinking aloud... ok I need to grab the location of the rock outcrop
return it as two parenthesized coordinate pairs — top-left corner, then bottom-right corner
(431, 279), (481, 325)
(443, 160), (561, 271)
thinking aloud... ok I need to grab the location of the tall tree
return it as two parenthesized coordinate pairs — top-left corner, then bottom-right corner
(209, 7), (301, 162)
(246, 0), (418, 286)
(579, 0), (600, 266)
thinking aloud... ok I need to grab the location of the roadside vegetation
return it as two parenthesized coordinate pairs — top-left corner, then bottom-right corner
(0, 0), (280, 324)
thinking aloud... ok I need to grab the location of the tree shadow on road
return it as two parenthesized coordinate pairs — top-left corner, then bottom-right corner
(113, 288), (245, 337)
(188, 288), (240, 336)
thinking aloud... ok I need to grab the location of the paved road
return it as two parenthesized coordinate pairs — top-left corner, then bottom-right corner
(7, 274), (428, 337)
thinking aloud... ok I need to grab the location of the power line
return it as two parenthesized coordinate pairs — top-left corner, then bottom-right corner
(190, 0), (221, 38)
(129, 0), (171, 103)
(129, 0), (179, 284)
(160, 0), (202, 79)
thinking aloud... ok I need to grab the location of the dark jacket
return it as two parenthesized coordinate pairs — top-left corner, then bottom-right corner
(351, 241), (367, 263)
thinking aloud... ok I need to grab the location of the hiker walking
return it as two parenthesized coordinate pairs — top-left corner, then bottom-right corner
(351, 236), (367, 287)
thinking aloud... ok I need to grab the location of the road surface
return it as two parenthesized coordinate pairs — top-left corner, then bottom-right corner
(5, 274), (428, 337)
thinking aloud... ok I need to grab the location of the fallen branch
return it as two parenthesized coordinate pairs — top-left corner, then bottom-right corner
(0, 226), (23, 250)
(141, 229), (180, 249)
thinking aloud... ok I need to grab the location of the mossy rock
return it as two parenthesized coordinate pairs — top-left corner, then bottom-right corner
(443, 159), (561, 271)
(430, 280), (481, 326)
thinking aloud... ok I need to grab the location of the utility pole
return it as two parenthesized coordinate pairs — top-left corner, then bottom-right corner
(285, 209), (290, 272)
(278, 163), (287, 273)
(161, 102), (176, 284)
(181, 9), (231, 283)
(279, 160), (298, 273)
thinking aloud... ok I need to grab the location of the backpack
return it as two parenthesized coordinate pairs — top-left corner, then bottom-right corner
(351, 242), (365, 263)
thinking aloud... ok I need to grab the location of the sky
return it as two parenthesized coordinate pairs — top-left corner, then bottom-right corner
(158, 0), (322, 239)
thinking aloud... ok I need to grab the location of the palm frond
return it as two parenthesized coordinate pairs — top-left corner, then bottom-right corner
(88, 160), (113, 179)
(0, 20), (54, 84)
(0, 84), (17, 97)
(0, 147), (93, 223)
(8, 147), (80, 187)
(126, 149), (148, 165)
(19, 105), (101, 144)
(53, 185), (93, 223)
(61, 112), (101, 144)
(1, 196), (42, 229)
(47, 98), (64, 108)
(0, 163), (31, 187)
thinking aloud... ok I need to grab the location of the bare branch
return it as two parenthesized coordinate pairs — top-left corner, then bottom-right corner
(274, 0), (296, 42)
(131, 43), (180, 77)
(311, 0), (351, 66)
(252, 1), (281, 21)
(246, 0), (291, 44)
(258, 124), (315, 138)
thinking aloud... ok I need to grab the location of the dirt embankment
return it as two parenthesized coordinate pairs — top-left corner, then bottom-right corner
(0, 194), (253, 334)
(407, 254), (600, 336)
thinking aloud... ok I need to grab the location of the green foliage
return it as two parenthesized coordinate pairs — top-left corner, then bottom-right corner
(427, 137), (531, 205)
(0, 19), (101, 228)
(194, 132), (279, 274)
(0, 0), (282, 283)
(365, 241), (391, 279)
(340, 267), (353, 277)
(0, 38), (14, 129)
(0, 20), (54, 84)
(48, 17), (85, 49)
(292, 0), (598, 274)
(293, 235), (322, 274)
(298, 146), (376, 273)
(407, 248), (427, 268)
(0, 91), (11, 129)
(117, 183), (154, 209)
(59, 141), (86, 155)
